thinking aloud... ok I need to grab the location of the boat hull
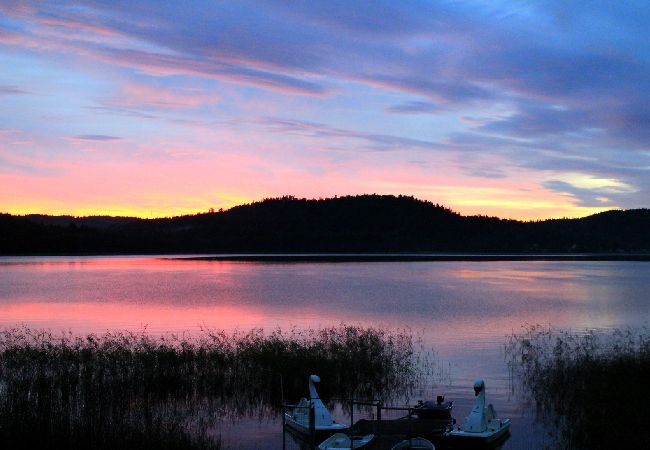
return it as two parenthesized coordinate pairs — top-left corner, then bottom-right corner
(318, 432), (375, 450)
(284, 412), (348, 441)
(446, 419), (511, 445)
(391, 436), (436, 449)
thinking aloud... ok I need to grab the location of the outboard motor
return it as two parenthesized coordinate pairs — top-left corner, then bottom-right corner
(413, 394), (453, 420)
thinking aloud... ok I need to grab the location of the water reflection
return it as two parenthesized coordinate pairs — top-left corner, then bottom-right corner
(1, 257), (649, 449)
(2, 258), (649, 388)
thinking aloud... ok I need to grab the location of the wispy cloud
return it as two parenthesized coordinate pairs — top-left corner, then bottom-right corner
(260, 117), (445, 152)
(543, 180), (625, 207)
(72, 135), (123, 142)
(92, 46), (330, 95)
(102, 79), (221, 110)
(386, 101), (438, 115)
(0, 85), (29, 95)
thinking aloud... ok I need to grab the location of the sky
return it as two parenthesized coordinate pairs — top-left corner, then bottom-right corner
(1, 1), (649, 220)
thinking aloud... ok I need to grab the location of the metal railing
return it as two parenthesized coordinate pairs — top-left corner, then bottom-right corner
(281, 398), (421, 450)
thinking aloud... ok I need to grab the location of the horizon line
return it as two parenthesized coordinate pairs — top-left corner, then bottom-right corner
(2, 194), (636, 223)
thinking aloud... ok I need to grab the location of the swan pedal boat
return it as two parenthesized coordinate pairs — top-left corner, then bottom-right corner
(390, 436), (435, 449)
(284, 374), (348, 439)
(447, 419), (510, 443)
(446, 379), (511, 444)
(318, 432), (375, 450)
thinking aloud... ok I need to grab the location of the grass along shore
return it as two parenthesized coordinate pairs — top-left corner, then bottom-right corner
(0, 325), (424, 449)
(506, 324), (650, 449)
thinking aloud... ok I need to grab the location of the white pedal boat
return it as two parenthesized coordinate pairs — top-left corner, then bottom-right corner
(284, 374), (348, 438)
(391, 436), (435, 449)
(318, 432), (375, 450)
(446, 379), (511, 443)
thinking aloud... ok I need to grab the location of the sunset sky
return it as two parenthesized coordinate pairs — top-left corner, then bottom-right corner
(1, 1), (649, 219)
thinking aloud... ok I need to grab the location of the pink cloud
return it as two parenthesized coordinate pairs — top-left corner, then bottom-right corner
(37, 17), (121, 37)
(107, 79), (221, 109)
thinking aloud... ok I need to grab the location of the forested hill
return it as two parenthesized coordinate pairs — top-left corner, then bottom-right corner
(1, 195), (649, 255)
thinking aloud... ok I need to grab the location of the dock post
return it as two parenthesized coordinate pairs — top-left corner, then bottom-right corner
(282, 404), (286, 450)
(350, 397), (354, 428)
(376, 401), (382, 440)
(309, 400), (316, 450)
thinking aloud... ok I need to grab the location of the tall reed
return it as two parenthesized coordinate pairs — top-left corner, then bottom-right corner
(0, 325), (423, 448)
(506, 324), (650, 449)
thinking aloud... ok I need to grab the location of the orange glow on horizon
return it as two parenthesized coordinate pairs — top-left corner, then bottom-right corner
(2, 195), (615, 221)
(0, 131), (624, 221)
(3, 203), (246, 220)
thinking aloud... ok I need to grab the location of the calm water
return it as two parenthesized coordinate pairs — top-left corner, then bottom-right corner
(1, 256), (650, 449)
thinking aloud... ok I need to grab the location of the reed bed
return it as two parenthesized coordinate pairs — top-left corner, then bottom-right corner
(0, 325), (423, 449)
(506, 324), (650, 449)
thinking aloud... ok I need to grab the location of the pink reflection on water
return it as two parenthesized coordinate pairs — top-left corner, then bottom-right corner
(0, 302), (273, 335)
(4, 257), (644, 450)
(1, 257), (647, 341)
(1, 256), (236, 271)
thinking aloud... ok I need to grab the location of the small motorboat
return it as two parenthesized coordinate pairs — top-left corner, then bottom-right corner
(413, 395), (453, 420)
(391, 436), (436, 449)
(284, 374), (348, 438)
(412, 395), (454, 434)
(446, 379), (510, 443)
(318, 433), (375, 450)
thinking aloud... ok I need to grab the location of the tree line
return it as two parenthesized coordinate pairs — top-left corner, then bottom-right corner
(1, 194), (649, 254)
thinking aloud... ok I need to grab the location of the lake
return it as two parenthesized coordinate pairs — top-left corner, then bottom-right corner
(1, 256), (649, 449)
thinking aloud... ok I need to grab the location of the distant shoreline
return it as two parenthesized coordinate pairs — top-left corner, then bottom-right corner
(3, 253), (650, 261)
(3, 197), (650, 255)
(173, 253), (650, 262)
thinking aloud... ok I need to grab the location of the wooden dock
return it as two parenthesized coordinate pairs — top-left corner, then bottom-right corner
(282, 399), (509, 449)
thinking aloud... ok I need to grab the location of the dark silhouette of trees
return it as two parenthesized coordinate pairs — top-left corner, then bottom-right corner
(1, 195), (649, 255)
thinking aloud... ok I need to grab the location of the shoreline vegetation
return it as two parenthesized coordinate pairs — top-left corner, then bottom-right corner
(3, 322), (649, 448)
(2, 195), (650, 255)
(0, 325), (425, 449)
(506, 325), (650, 449)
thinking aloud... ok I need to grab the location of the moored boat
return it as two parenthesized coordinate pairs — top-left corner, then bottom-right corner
(413, 395), (453, 420)
(412, 395), (453, 435)
(446, 379), (510, 444)
(318, 433), (375, 450)
(391, 436), (435, 449)
(284, 374), (348, 439)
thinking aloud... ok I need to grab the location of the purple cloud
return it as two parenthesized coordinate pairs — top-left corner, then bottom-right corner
(387, 101), (439, 115)
(0, 85), (29, 95)
(260, 117), (445, 152)
(72, 135), (123, 141)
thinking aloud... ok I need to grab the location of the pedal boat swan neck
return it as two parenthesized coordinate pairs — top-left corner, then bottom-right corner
(284, 375), (348, 438)
(446, 379), (511, 443)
